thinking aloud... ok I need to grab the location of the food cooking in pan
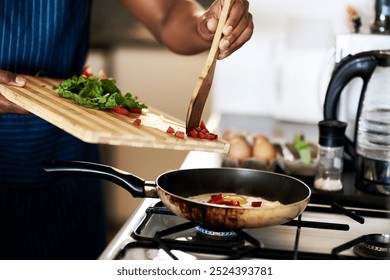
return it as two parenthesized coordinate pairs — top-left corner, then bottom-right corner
(188, 192), (283, 208)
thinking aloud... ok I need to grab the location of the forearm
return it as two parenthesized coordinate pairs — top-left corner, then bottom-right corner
(119, 0), (213, 55)
(158, 0), (212, 55)
(119, 0), (253, 59)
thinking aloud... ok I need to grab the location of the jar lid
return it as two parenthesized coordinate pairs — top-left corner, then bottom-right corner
(318, 120), (347, 147)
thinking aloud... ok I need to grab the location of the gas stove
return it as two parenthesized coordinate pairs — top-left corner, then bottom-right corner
(99, 114), (390, 260)
(99, 197), (389, 260)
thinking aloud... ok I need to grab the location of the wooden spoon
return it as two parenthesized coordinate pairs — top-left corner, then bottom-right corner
(186, 0), (233, 134)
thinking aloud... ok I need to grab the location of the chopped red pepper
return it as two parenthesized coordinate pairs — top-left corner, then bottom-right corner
(207, 193), (224, 204)
(81, 65), (94, 77)
(209, 193), (223, 201)
(129, 107), (142, 114)
(207, 193), (241, 207)
(207, 193), (262, 208)
(110, 106), (129, 116)
(133, 118), (141, 126)
(206, 133), (216, 140)
(174, 131), (185, 139)
(166, 126), (175, 134)
(199, 120), (207, 131)
(187, 120), (218, 141)
(188, 130), (198, 138)
(198, 131), (207, 139)
(251, 201), (262, 207)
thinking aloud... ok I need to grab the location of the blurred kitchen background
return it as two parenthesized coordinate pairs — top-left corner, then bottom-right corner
(86, 0), (390, 241)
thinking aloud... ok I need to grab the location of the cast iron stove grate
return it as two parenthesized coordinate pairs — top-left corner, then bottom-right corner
(114, 202), (372, 260)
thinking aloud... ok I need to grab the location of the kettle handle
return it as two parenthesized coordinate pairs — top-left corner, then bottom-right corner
(323, 51), (379, 158)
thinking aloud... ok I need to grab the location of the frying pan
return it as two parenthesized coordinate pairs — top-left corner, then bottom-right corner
(41, 161), (311, 228)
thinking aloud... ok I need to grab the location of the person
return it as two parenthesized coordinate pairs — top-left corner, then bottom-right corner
(0, 0), (253, 260)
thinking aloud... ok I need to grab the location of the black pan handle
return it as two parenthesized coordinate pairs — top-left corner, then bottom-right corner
(41, 160), (147, 198)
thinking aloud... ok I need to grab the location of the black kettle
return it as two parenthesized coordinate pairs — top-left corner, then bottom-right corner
(323, 50), (390, 195)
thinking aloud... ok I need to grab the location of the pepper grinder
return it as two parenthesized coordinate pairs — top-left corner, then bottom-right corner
(314, 120), (347, 192)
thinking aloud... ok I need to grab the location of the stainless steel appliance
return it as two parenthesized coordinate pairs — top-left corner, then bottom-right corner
(99, 114), (390, 260)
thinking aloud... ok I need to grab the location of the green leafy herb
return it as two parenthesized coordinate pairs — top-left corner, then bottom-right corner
(52, 75), (148, 110)
(294, 134), (311, 165)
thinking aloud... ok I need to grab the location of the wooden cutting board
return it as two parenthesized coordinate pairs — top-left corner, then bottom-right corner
(0, 76), (229, 153)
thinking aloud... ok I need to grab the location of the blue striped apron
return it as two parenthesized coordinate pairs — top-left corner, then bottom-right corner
(0, 0), (106, 259)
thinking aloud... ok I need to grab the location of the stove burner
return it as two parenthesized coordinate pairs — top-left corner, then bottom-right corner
(195, 225), (240, 241)
(353, 234), (390, 259)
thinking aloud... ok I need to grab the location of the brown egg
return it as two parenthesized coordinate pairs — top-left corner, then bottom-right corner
(222, 129), (243, 141)
(227, 136), (252, 161)
(252, 134), (277, 163)
(253, 134), (270, 145)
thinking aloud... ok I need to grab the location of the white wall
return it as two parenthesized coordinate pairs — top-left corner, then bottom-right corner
(212, 0), (376, 123)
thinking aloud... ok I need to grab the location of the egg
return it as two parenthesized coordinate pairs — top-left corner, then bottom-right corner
(227, 136), (252, 161)
(252, 134), (277, 163)
(222, 129), (243, 141)
(222, 194), (248, 205)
